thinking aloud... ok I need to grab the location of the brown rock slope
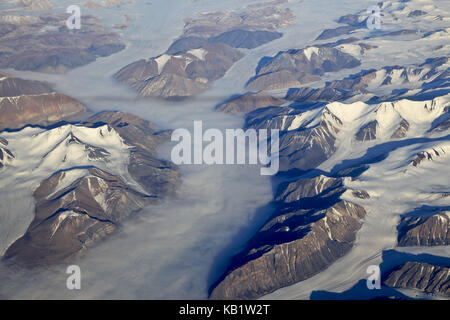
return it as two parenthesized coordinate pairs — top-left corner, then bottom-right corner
(0, 136), (14, 169)
(4, 167), (152, 266)
(115, 6), (294, 98)
(0, 13), (125, 73)
(244, 104), (341, 173)
(216, 91), (284, 114)
(210, 175), (367, 299)
(3, 111), (179, 266)
(285, 57), (449, 103)
(383, 262), (450, 297)
(0, 74), (86, 130)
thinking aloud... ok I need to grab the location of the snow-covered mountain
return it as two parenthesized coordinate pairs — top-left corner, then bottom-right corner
(210, 93), (449, 299)
(0, 0), (448, 300)
(0, 111), (178, 265)
(209, 0), (450, 300)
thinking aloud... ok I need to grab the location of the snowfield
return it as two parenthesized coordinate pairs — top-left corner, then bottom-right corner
(0, 0), (449, 299)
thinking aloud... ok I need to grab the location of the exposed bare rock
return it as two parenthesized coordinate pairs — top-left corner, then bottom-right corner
(208, 29), (282, 49)
(411, 148), (447, 167)
(12, 0), (52, 11)
(247, 70), (309, 91)
(286, 69), (377, 102)
(391, 119), (410, 139)
(116, 43), (243, 98)
(210, 175), (366, 300)
(116, 5), (293, 98)
(0, 15), (40, 25)
(33, 169), (148, 226)
(0, 136), (8, 145)
(216, 91), (284, 114)
(183, 6), (294, 38)
(47, 131), (111, 163)
(3, 111), (179, 267)
(244, 106), (292, 130)
(275, 175), (343, 203)
(246, 47), (360, 91)
(87, 111), (179, 196)
(184, 42), (246, 79)
(355, 120), (378, 142)
(168, 30), (283, 53)
(277, 113), (339, 172)
(286, 58), (449, 103)
(84, 0), (136, 8)
(368, 29), (419, 40)
(398, 210), (450, 246)
(430, 106), (450, 133)
(286, 86), (347, 102)
(4, 167), (155, 266)
(0, 136), (14, 169)
(244, 104), (342, 172)
(245, 0), (288, 9)
(337, 13), (366, 27)
(0, 74), (87, 130)
(244, 95), (449, 176)
(317, 36), (360, 48)
(114, 59), (159, 84)
(0, 76), (52, 97)
(383, 262), (450, 297)
(0, 13), (125, 73)
(431, 118), (450, 133)
(84, 0), (103, 9)
(408, 10), (427, 18)
(167, 37), (208, 55)
(316, 25), (358, 41)
(87, 111), (164, 155)
(131, 73), (209, 98)
(0, 93), (87, 130)
(352, 190), (370, 199)
(314, 11), (367, 40)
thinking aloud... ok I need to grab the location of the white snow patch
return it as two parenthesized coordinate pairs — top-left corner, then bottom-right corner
(154, 54), (172, 74)
(187, 48), (207, 61)
(303, 46), (320, 61)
